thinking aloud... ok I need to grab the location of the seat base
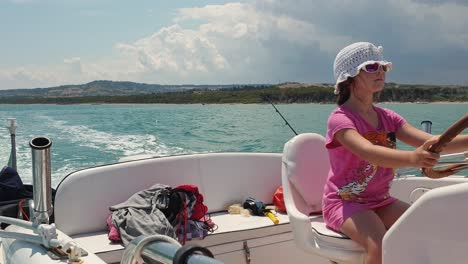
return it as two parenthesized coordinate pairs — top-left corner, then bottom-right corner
(310, 215), (364, 252)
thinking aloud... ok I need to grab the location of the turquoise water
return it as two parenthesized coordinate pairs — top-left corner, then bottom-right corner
(0, 103), (466, 187)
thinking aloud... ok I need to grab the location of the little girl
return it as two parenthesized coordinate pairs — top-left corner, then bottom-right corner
(322, 42), (468, 264)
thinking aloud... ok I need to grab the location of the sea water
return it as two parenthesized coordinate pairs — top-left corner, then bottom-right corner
(0, 103), (466, 187)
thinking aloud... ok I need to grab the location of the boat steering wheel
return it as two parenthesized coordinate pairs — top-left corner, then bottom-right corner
(422, 114), (468, 178)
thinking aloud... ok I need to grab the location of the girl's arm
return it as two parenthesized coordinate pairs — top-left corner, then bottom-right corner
(335, 128), (439, 169)
(442, 135), (468, 153)
(397, 123), (468, 153)
(395, 123), (432, 147)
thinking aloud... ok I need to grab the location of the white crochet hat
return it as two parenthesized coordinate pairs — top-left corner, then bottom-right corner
(333, 42), (392, 94)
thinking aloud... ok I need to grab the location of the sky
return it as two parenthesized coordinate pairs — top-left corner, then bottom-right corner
(1, 0), (468, 90)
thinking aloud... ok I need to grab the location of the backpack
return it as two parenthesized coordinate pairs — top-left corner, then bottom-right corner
(160, 185), (211, 244)
(173, 185), (208, 221)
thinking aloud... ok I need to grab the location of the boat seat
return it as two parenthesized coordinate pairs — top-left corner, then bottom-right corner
(71, 211), (293, 263)
(71, 211), (360, 263)
(281, 133), (365, 263)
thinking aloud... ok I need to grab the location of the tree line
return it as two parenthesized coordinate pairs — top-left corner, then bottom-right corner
(1, 84), (467, 104)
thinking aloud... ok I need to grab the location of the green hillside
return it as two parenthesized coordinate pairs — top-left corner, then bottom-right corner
(1, 81), (467, 104)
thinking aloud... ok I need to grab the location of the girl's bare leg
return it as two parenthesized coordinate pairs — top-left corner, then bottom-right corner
(340, 200), (410, 264)
(374, 199), (410, 229)
(340, 210), (386, 264)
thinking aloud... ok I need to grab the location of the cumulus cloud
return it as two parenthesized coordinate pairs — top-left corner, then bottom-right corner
(114, 2), (349, 85)
(1, 0), (468, 89)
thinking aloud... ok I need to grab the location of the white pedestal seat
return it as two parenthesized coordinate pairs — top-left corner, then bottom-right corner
(281, 133), (366, 263)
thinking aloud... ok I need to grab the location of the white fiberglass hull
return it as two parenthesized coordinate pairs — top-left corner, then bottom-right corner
(1, 153), (468, 264)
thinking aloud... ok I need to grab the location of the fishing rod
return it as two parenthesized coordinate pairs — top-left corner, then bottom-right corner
(7, 118), (17, 170)
(267, 97), (298, 136)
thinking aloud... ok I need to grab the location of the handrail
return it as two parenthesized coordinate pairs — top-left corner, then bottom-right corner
(0, 216), (60, 248)
(121, 234), (223, 264)
(0, 215), (86, 261)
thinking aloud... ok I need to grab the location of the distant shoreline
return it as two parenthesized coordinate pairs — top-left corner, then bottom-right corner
(3, 100), (466, 105)
(77, 101), (468, 105)
(1, 82), (466, 104)
(1, 101), (467, 106)
(379, 101), (467, 104)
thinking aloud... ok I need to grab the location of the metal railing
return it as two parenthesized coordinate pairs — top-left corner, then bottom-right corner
(121, 234), (223, 264)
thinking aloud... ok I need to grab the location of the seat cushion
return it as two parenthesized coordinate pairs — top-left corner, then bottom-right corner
(311, 221), (348, 239)
(310, 216), (363, 251)
(72, 211), (293, 263)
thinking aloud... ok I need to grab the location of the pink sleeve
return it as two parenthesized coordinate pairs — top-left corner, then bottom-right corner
(325, 111), (356, 148)
(383, 108), (407, 131)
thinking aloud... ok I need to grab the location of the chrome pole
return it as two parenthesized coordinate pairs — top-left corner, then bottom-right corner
(29, 137), (53, 225)
(421, 120), (432, 134)
(121, 235), (222, 264)
(397, 119), (433, 177)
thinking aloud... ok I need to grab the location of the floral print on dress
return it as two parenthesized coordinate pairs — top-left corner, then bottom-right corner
(336, 131), (396, 202)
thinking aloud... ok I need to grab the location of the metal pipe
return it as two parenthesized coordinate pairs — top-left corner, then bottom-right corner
(421, 120), (432, 134)
(121, 235), (222, 264)
(29, 137), (53, 225)
(6, 118), (17, 170)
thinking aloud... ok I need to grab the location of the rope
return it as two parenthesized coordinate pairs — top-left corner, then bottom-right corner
(18, 199), (30, 221)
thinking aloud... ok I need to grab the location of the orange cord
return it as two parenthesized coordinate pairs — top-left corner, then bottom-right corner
(18, 199), (30, 221)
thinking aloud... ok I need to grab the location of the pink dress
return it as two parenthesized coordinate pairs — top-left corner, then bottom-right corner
(322, 105), (406, 232)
